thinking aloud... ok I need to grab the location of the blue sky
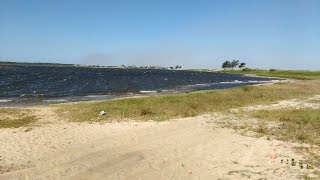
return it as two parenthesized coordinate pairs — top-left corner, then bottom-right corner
(0, 0), (319, 69)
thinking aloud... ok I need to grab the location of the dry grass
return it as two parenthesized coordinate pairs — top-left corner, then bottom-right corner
(0, 108), (37, 128)
(248, 108), (320, 177)
(252, 109), (320, 145)
(308, 99), (320, 104)
(55, 80), (320, 122)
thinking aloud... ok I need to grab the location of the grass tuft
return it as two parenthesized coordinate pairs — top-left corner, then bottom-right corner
(0, 108), (37, 128)
(240, 86), (254, 92)
(252, 109), (320, 145)
(140, 108), (154, 116)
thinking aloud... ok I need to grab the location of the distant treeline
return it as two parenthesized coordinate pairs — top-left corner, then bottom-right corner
(0, 61), (183, 70)
(0, 61), (75, 67)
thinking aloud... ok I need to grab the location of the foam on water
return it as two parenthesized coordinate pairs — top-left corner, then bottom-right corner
(0, 99), (11, 103)
(140, 90), (157, 93)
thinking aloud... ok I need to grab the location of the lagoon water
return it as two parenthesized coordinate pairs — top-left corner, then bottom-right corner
(0, 65), (277, 106)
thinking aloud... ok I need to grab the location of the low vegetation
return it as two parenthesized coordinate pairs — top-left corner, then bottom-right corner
(247, 108), (320, 176)
(252, 109), (320, 146)
(0, 108), (37, 128)
(56, 80), (320, 122)
(222, 69), (320, 80)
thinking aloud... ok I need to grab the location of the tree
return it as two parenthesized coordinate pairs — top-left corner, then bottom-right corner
(239, 62), (246, 69)
(230, 60), (239, 70)
(222, 60), (232, 69)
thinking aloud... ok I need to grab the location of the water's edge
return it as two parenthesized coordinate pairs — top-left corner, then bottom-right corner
(0, 80), (280, 107)
(0, 66), (282, 107)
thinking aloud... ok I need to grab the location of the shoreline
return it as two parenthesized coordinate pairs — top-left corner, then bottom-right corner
(1, 75), (320, 179)
(1, 94), (320, 179)
(0, 78), (282, 108)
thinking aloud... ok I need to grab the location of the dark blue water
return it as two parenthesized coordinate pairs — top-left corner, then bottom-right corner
(0, 65), (278, 106)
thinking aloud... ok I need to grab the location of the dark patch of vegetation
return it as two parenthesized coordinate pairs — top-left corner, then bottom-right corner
(0, 109), (37, 128)
(140, 108), (154, 116)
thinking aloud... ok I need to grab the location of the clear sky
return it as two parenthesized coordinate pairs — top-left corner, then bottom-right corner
(0, 0), (319, 69)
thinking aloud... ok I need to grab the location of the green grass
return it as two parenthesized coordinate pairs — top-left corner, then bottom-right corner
(0, 108), (37, 128)
(221, 69), (320, 80)
(252, 109), (320, 146)
(55, 80), (320, 122)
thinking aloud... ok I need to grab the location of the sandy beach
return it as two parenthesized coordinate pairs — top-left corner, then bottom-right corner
(1, 96), (320, 180)
(2, 0), (320, 178)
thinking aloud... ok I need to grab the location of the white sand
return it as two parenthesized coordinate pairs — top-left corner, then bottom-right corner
(1, 96), (320, 179)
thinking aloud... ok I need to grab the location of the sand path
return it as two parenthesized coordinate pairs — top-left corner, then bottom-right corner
(0, 111), (313, 180)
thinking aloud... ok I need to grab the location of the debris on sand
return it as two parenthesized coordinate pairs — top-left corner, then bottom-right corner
(99, 110), (107, 116)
